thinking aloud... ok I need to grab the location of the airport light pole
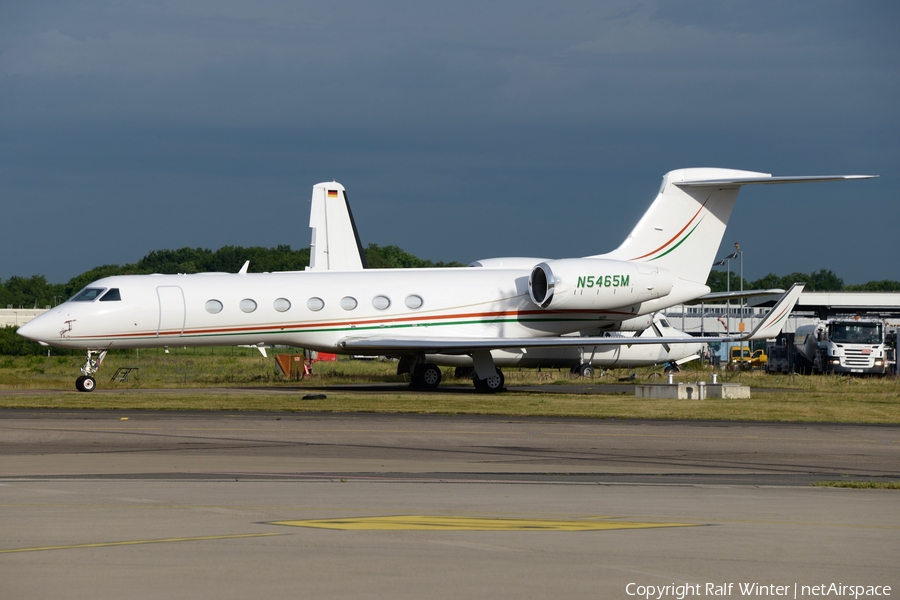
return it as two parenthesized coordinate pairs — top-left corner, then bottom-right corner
(714, 249), (740, 365)
(735, 242), (743, 334)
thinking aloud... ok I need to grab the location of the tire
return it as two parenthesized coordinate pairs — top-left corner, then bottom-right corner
(473, 369), (504, 393)
(576, 364), (594, 378)
(411, 364), (442, 389)
(419, 364), (442, 389)
(76, 376), (96, 392)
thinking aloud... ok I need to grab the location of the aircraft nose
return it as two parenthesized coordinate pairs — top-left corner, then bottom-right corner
(16, 312), (58, 344)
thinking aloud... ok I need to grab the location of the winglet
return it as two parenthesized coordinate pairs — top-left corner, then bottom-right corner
(742, 283), (805, 341)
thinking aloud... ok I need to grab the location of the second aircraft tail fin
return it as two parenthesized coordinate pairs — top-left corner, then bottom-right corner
(307, 182), (367, 271)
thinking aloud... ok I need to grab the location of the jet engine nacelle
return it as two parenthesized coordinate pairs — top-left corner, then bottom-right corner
(528, 258), (674, 311)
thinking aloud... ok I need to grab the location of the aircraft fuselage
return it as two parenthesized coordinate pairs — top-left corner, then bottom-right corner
(20, 267), (705, 353)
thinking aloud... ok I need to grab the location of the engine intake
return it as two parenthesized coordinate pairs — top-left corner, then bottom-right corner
(528, 258), (673, 311)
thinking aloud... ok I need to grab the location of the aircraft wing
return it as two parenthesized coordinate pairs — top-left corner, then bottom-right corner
(341, 334), (707, 354)
(340, 284), (805, 353)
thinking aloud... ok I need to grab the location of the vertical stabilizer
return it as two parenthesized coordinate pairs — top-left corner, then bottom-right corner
(307, 182), (367, 271)
(597, 168), (766, 284)
(597, 168), (872, 285)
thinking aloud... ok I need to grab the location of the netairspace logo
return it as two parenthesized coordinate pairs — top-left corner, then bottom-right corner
(625, 582), (892, 599)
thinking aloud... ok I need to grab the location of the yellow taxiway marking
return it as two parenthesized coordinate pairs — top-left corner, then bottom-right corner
(0, 532), (284, 554)
(269, 515), (697, 531)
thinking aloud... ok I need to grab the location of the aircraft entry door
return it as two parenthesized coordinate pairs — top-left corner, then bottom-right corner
(157, 286), (186, 338)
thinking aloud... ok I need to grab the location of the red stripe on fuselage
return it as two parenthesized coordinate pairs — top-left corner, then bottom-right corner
(66, 307), (635, 341)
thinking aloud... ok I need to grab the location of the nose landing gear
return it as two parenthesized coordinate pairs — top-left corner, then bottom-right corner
(75, 350), (107, 392)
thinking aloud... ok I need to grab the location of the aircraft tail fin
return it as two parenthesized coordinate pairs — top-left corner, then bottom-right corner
(307, 182), (367, 271)
(597, 169), (874, 285)
(743, 283), (805, 341)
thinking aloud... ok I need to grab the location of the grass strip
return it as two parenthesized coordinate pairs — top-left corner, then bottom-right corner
(1, 388), (899, 423)
(812, 481), (900, 489)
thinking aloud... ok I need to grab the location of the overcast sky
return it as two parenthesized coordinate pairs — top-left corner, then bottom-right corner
(2, 1), (897, 285)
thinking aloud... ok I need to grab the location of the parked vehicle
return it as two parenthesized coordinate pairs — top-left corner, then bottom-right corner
(793, 319), (890, 375)
(765, 334), (792, 374)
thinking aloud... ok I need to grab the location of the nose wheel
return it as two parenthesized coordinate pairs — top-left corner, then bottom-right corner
(75, 376), (96, 392)
(75, 350), (107, 392)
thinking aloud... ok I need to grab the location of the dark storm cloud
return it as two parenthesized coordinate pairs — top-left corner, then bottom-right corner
(1, 1), (897, 284)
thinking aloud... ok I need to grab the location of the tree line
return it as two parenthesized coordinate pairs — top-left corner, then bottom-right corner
(704, 268), (900, 294)
(0, 244), (465, 309)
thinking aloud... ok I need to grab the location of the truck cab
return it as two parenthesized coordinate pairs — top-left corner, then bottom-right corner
(796, 319), (888, 375)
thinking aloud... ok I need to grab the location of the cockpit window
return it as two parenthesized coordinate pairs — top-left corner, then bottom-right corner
(99, 288), (122, 302)
(71, 288), (106, 302)
(659, 319), (671, 328)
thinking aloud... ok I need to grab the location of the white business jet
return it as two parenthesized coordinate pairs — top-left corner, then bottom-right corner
(306, 178), (707, 381)
(18, 168), (870, 392)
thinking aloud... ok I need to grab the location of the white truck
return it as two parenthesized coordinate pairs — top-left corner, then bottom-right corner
(793, 319), (890, 375)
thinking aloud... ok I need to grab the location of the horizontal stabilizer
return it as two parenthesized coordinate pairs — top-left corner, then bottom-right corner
(675, 175), (876, 188)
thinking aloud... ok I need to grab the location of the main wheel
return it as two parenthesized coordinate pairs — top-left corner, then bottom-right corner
(575, 364), (594, 378)
(75, 376), (86, 392)
(418, 364), (442, 389)
(473, 369), (504, 393)
(411, 363), (442, 389)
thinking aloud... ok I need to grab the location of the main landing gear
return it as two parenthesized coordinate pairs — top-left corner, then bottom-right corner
(472, 369), (505, 393)
(75, 350), (107, 392)
(399, 356), (443, 390)
(411, 363), (443, 390)
(400, 352), (506, 393)
(570, 363), (595, 378)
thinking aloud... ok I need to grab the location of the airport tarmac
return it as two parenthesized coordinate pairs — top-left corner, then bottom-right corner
(1, 409), (898, 599)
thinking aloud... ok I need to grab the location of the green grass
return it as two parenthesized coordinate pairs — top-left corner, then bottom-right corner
(812, 481), (900, 489)
(1, 349), (899, 423)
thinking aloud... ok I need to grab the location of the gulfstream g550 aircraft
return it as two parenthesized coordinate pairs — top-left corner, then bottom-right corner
(18, 168), (870, 392)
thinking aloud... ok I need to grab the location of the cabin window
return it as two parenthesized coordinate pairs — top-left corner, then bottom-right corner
(307, 297), (325, 312)
(71, 288), (106, 302)
(240, 299), (258, 313)
(273, 298), (291, 312)
(99, 288), (121, 302)
(340, 296), (358, 311)
(372, 295), (391, 310)
(205, 300), (223, 314)
(405, 294), (424, 309)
